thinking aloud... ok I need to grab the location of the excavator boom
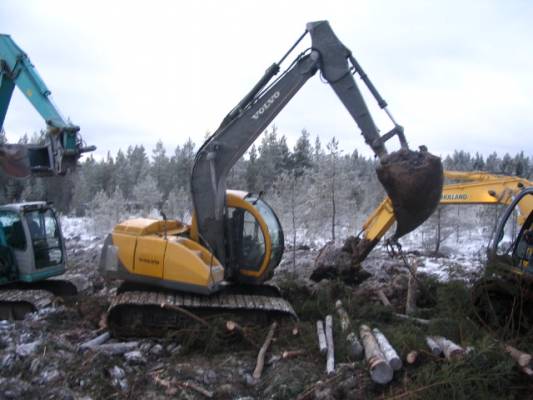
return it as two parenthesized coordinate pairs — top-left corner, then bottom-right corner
(0, 34), (94, 177)
(192, 21), (443, 271)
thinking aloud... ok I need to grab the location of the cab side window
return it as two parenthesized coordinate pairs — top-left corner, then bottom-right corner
(0, 211), (26, 250)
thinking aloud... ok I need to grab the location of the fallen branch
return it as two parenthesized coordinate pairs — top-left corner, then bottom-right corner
(373, 328), (402, 371)
(177, 381), (214, 398)
(316, 320), (327, 354)
(80, 331), (111, 350)
(360, 324), (393, 384)
(295, 372), (344, 400)
(160, 303), (209, 327)
(253, 321), (277, 380)
(325, 315), (335, 375)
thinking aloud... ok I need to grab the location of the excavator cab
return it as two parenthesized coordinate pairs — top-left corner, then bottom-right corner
(0, 202), (65, 284)
(224, 191), (284, 283)
(490, 187), (533, 277)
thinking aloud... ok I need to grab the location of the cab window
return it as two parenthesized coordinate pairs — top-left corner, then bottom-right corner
(0, 211), (26, 250)
(25, 209), (63, 269)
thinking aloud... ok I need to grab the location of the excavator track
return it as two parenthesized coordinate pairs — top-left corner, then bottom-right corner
(0, 289), (55, 320)
(107, 283), (297, 337)
(0, 280), (78, 320)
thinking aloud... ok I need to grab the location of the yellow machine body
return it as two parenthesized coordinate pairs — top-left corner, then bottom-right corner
(100, 191), (284, 294)
(361, 171), (533, 243)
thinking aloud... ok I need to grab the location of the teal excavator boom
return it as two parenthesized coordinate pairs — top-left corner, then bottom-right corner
(0, 34), (94, 177)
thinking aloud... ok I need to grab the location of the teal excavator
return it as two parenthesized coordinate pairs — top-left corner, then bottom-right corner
(0, 34), (94, 319)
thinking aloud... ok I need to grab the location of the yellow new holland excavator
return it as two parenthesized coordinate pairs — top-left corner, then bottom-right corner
(99, 21), (443, 336)
(347, 171), (533, 264)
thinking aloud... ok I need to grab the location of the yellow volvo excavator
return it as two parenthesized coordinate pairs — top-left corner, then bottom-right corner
(99, 21), (443, 336)
(347, 171), (533, 264)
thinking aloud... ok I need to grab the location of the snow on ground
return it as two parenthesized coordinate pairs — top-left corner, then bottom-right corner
(59, 216), (98, 243)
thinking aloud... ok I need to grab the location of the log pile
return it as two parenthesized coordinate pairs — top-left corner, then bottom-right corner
(359, 324), (393, 384)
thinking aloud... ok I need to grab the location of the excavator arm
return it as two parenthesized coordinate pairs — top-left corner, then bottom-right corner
(351, 171), (533, 263)
(191, 21), (443, 269)
(0, 34), (94, 177)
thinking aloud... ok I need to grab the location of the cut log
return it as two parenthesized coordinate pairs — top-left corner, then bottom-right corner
(376, 289), (392, 307)
(372, 328), (402, 371)
(359, 324), (393, 384)
(226, 320), (258, 348)
(430, 336), (464, 360)
(394, 313), (429, 325)
(335, 300), (363, 359)
(335, 300), (351, 332)
(253, 321), (277, 380)
(346, 332), (364, 360)
(93, 341), (139, 355)
(80, 331), (111, 350)
(406, 350), (418, 365)
(282, 350), (305, 359)
(504, 344), (532, 368)
(325, 315), (335, 375)
(316, 320), (327, 354)
(405, 261), (418, 315)
(425, 336), (442, 356)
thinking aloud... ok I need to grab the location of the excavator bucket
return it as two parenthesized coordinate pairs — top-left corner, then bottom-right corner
(376, 148), (443, 239)
(0, 144), (30, 178)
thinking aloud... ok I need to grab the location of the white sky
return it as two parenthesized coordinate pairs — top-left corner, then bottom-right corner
(1, 0), (532, 161)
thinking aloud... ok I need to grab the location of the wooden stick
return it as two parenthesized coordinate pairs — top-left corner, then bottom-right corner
(177, 381), (214, 398)
(225, 320), (258, 348)
(325, 315), (335, 375)
(376, 289), (392, 307)
(80, 331), (110, 350)
(504, 344), (532, 368)
(360, 324), (393, 384)
(253, 321), (277, 380)
(406, 350), (418, 365)
(316, 320), (327, 354)
(430, 336), (464, 360)
(373, 328), (402, 371)
(405, 261), (418, 315)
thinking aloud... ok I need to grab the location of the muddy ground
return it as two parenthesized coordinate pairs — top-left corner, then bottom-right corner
(0, 236), (531, 399)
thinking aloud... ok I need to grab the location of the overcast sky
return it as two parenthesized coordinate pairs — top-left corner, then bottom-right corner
(1, 0), (532, 161)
